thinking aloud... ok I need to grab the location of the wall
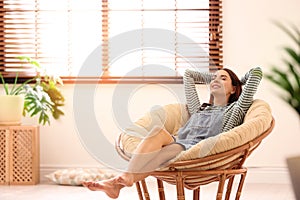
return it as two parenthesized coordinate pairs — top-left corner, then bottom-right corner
(223, 0), (300, 160)
(3, 0), (300, 183)
(222, 0), (300, 183)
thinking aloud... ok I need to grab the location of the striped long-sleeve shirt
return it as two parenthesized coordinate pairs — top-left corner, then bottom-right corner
(183, 67), (263, 132)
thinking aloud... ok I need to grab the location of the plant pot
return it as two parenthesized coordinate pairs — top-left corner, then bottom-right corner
(0, 95), (24, 125)
(287, 155), (300, 200)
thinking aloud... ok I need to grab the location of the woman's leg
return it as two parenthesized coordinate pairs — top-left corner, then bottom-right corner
(125, 126), (177, 172)
(117, 142), (184, 186)
(83, 127), (184, 198)
(116, 126), (181, 186)
(83, 143), (183, 198)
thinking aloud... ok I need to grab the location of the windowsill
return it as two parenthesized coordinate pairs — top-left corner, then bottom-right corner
(0, 76), (184, 84)
(61, 76), (184, 84)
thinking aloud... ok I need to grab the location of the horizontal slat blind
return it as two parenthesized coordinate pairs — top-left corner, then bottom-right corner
(0, 0), (222, 81)
(0, 0), (37, 76)
(0, 0), (102, 78)
(106, 0), (223, 77)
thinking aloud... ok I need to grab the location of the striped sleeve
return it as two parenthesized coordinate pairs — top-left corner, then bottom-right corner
(183, 69), (214, 115)
(222, 67), (263, 132)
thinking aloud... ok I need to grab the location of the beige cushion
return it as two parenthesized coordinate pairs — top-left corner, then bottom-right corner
(174, 99), (272, 162)
(120, 99), (272, 162)
(120, 103), (189, 155)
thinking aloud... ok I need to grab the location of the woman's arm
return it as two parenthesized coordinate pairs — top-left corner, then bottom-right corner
(183, 69), (214, 115)
(237, 67), (263, 110)
(223, 67), (263, 132)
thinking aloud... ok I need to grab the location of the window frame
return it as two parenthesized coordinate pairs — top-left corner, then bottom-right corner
(0, 0), (223, 84)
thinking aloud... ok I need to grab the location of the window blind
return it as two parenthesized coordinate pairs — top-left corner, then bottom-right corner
(0, 0), (102, 78)
(0, 0), (222, 83)
(105, 0), (223, 79)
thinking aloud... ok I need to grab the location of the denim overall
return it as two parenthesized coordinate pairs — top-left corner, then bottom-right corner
(176, 105), (226, 150)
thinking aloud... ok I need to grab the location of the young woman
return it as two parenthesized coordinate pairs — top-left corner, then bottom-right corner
(83, 67), (263, 199)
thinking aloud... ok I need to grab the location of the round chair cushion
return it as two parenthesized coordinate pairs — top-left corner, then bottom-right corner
(120, 99), (272, 163)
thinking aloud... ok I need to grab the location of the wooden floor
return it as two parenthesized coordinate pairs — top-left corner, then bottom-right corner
(0, 178), (296, 200)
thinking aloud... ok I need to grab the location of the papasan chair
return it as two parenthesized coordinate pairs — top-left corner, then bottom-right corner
(116, 99), (275, 200)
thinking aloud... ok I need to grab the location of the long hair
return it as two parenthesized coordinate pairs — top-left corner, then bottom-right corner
(222, 68), (242, 104)
(206, 68), (242, 107)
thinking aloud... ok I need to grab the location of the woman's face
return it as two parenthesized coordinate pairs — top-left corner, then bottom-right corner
(210, 70), (236, 99)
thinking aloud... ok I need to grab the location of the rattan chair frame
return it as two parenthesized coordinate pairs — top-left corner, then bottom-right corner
(116, 118), (275, 200)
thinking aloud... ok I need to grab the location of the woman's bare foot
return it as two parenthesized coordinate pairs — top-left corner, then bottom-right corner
(116, 173), (134, 187)
(82, 178), (123, 199)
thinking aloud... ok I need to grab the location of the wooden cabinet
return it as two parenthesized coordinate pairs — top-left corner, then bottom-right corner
(0, 125), (39, 185)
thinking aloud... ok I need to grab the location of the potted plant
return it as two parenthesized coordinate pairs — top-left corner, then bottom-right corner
(266, 22), (300, 117)
(266, 22), (300, 200)
(0, 56), (65, 125)
(0, 75), (25, 125)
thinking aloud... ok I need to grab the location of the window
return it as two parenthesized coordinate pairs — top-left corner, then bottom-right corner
(0, 0), (222, 83)
(0, 0), (101, 79)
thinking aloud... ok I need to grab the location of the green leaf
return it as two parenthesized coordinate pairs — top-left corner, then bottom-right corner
(283, 47), (300, 65)
(39, 112), (50, 125)
(17, 55), (41, 69)
(9, 72), (19, 95)
(269, 67), (295, 94)
(290, 23), (300, 48)
(266, 74), (288, 92)
(0, 73), (9, 95)
(3, 75), (35, 95)
(17, 56), (31, 62)
(30, 60), (41, 69)
(284, 60), (300, 88)
(53, 108), (64, 119)
(30, 107), (42, 117)
(273, 21), (300, 47)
